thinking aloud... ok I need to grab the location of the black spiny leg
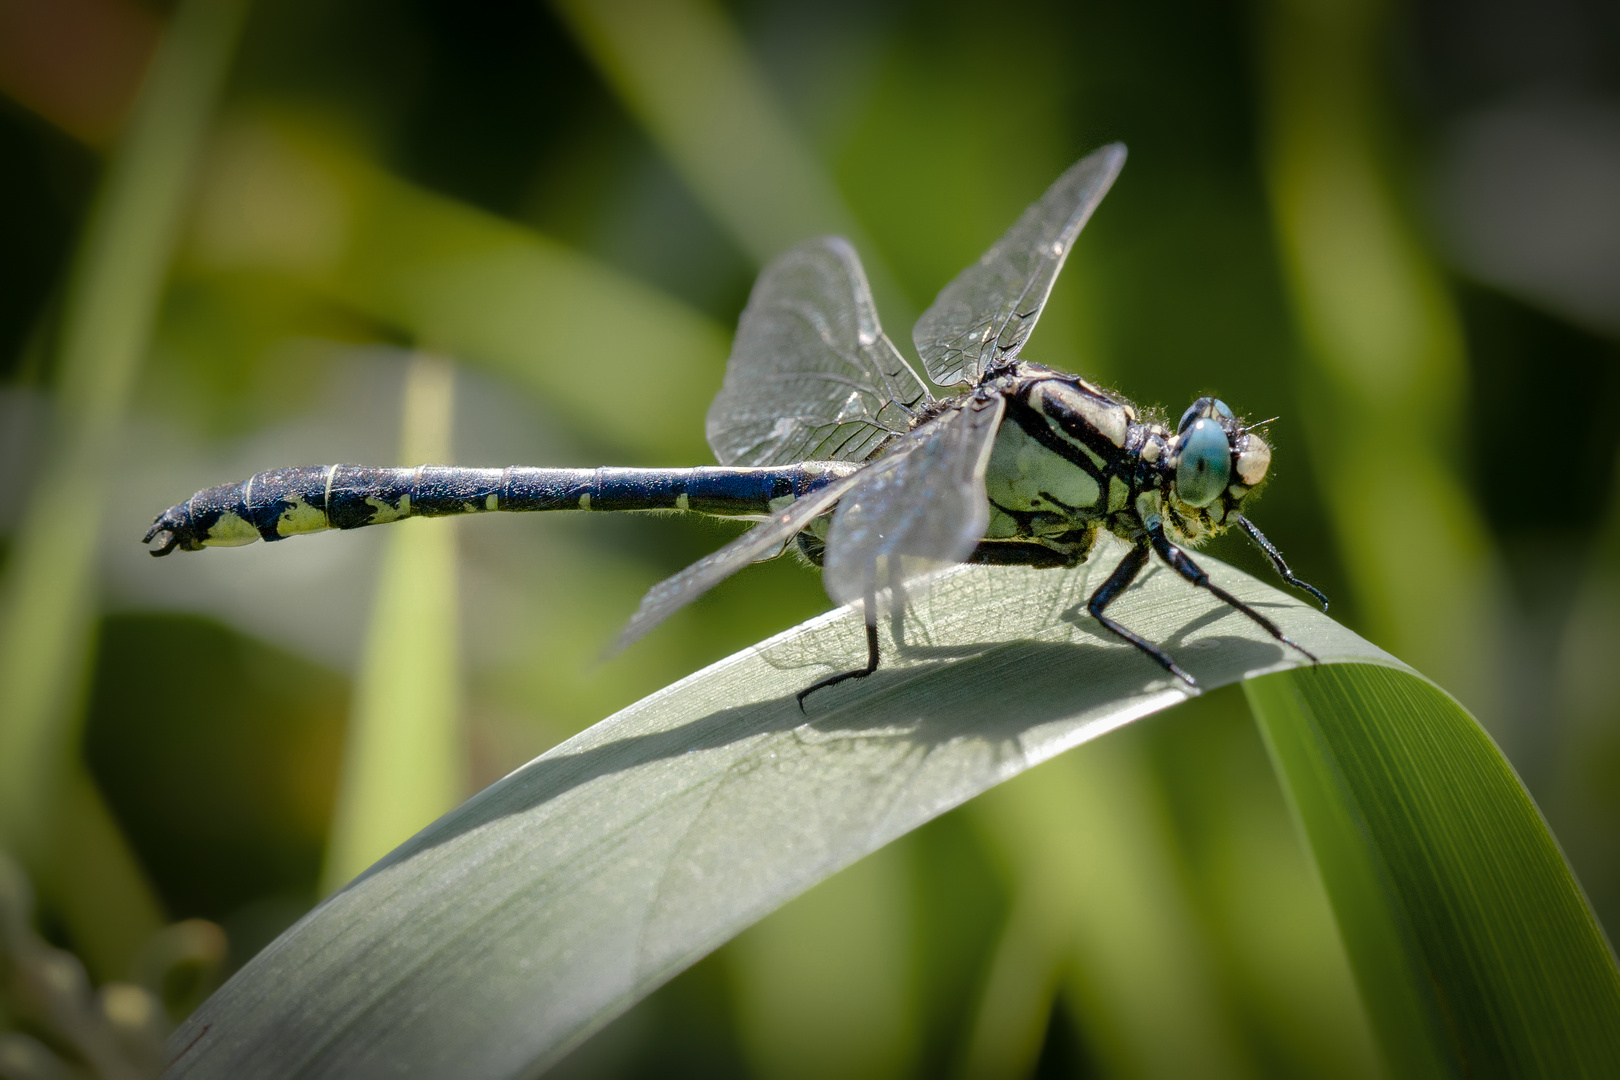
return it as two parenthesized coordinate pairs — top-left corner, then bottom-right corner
(1147, 522), (1319, 664)
(1086, 543), (1196, 687)
(797, 582), (881, 711)
(1234, 514), (1329, 611)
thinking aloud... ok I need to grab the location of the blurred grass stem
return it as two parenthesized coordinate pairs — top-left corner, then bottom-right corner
(553, 0), (914, 327)
(1258, 0), (1511, 728)
(321, 355), (465, 895)
(0, 0), (249, 976)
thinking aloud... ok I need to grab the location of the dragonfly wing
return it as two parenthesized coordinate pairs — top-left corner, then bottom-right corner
(821, 390), (1006, 606)
(707, 237), (930, 467)
(912, 143), (1126, 386)
(613, 467), (869, 653)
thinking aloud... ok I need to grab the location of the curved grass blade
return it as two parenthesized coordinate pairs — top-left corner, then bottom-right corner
(163, 540), (1615, 1078)
(1247, 666), (1620, 1078)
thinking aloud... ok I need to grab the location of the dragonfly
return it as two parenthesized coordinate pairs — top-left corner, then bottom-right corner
(145, 143), (1327, 705)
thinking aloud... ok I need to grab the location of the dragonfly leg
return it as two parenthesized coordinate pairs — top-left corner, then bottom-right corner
(1147, 523), (1319, 664)
(1087, 544), (1196, 686)
(797, 585), (881, 711)
(1234, 514), (1329, 611)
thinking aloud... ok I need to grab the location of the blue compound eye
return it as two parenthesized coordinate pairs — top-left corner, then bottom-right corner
(1176, 418), (1231, 507)
(1211, 399), (1234, 422)
(1177, 397), (1212, 434)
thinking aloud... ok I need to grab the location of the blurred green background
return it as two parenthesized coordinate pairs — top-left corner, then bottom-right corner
(1, 0), (1618, 1075)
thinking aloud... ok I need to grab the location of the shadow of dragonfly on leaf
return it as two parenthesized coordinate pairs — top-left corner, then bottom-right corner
(361, 632), (1285, 885)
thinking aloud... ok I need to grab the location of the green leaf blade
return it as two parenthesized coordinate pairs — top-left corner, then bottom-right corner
(165, 543), (1620, 1079)
(1247, 665), (1620, 1078)
(164, 543), (1400, 1078)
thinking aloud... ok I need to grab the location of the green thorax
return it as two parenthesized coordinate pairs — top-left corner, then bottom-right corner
(978, 363), (1266, 559)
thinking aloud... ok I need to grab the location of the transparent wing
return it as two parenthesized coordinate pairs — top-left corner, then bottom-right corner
(913, 143), (1126, 386)
(707, 237), (930, 467)
(612, 467), (869, 654)
(822, 391), (1006, 606)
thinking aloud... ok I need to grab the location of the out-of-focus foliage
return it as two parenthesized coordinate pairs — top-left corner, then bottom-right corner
(0, 0), (248, 987)
(0, 850), (221, 1079)
(1, 0), (1618, 1076)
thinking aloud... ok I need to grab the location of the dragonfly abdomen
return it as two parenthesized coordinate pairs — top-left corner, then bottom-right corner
(143, 461), (859, 556)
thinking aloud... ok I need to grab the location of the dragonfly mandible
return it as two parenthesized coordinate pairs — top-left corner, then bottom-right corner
(145, 143), (1328, 706)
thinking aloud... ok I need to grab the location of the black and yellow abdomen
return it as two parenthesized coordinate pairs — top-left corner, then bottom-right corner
(143, 462), (860, 557)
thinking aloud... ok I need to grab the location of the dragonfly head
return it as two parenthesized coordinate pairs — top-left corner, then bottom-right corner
(1166, 397), (1271, 526)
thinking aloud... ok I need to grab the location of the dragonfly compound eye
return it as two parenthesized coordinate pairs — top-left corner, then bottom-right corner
(1175, 418), (1231, 507)
(1177, 396), (1236, 435)
(1177, 397), (1212, 434)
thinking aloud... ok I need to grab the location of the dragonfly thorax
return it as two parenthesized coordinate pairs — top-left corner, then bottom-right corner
(979, 366), (1142, 554)
(978, 366), (1272, 559)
